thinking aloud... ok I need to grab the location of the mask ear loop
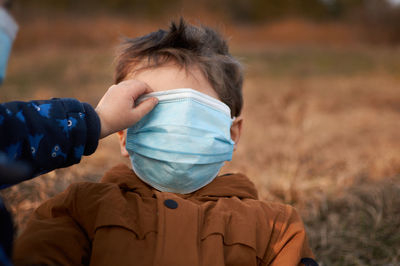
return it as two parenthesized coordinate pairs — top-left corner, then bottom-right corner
(230, 116), (236, 145)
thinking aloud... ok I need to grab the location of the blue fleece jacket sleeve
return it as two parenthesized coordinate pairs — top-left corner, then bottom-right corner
(0, 98), (100, 186)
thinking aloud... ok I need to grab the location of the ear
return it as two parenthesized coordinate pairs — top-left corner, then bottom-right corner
(230, 117), (243, 150)
(117, 130), (130, 157)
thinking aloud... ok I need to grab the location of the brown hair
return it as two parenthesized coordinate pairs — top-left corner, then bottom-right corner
(115, 19), (243, 117)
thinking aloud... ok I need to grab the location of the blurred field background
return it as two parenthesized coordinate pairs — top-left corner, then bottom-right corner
(1, 0), (400, 265)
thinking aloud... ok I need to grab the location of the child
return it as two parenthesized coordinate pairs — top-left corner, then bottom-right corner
(13, 19), (317, 266)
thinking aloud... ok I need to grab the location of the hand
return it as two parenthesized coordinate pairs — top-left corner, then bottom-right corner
(95, 79), (158, 139)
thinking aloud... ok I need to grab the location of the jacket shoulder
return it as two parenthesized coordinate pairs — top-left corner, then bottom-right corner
(200, 197), (282, 260)
(31, 181), (129, 236)
(36, 181), (119, 211)
(202, 198), (314, 265)
(257, 201), (315, 265)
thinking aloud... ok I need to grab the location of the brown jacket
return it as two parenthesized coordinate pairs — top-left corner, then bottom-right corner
(13, 164), (315, 266)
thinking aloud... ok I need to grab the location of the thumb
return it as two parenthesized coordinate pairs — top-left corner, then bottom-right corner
(131, 97), (158, 122)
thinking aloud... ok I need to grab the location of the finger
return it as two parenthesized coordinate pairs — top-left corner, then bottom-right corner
(122, 79), (153, 99)
(131, 97), (158, 121)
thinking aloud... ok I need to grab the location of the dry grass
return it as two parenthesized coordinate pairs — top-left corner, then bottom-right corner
(304, 177), (400, 265)
(1, 14), (400, 265)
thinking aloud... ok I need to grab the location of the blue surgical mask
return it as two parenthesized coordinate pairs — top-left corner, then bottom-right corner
(0, 7), (18, 84)
(126, 88), (235, 194)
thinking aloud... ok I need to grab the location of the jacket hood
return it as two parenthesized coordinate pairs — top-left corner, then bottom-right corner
(100, 164), (258, 200)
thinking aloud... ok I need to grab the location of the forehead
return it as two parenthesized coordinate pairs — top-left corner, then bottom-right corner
(126, 62), (220, 100)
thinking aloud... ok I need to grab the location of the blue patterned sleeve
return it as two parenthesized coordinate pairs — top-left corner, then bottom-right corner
(0, 98), (100, 186)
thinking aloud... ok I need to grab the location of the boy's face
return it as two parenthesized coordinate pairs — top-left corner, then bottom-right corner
(127, 62), (220, 100)
(118, 62), (243, 157)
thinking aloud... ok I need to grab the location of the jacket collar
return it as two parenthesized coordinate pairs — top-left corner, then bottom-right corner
(100, 164), (258, 200)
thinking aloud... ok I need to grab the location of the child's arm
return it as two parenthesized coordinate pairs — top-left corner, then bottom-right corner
(0, 97), (100, 185)
(0, 79), (157, 186)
